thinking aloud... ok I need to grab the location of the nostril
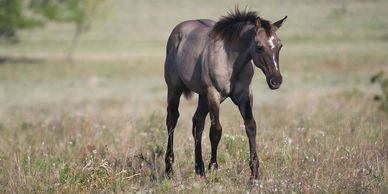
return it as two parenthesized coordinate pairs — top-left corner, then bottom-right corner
(270, 79), (278, 86)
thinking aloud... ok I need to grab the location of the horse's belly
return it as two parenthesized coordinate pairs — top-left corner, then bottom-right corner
(177, 60), (206, 95)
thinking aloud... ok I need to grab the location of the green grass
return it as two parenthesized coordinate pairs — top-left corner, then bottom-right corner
(0, 0), (388, 193)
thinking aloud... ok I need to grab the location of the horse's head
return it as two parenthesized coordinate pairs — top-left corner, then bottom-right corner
(250, 16), (287, 90)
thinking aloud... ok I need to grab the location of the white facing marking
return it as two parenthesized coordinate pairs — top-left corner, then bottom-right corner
(268, 36), (275, 50)
(272, 54), (278, 71)
(268, 36), (278, 71)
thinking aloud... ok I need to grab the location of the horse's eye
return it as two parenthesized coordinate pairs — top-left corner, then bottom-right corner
(255, 45), (264, 53)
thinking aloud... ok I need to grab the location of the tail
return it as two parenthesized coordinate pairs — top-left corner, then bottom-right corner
(182, 86), (193, 99)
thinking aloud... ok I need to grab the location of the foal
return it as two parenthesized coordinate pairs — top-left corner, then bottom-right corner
(164, 8), (287, 180)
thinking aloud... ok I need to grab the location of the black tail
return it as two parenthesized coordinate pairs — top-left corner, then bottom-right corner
(182, 86), (193, 99)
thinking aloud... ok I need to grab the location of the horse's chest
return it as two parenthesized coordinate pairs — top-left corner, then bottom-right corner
(209, 68), (252, 97)
(204, 47), (252, 97)
(210, 67), (233, 96)
(216, 82), (232, 97)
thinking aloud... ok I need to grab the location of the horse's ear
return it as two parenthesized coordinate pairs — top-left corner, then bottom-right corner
(273, 16), (287, 31)
(255, 17), (261, 31)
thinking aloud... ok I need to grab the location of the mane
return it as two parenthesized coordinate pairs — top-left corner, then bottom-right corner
(212, 8), (272, 44)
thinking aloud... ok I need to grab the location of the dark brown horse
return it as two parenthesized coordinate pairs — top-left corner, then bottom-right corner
(164, 8), (287, 180)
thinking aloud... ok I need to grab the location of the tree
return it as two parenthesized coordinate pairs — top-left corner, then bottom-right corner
(0, 0), (42, 41)
(30, 0), (107, 61)
(1, 0), (106, 61)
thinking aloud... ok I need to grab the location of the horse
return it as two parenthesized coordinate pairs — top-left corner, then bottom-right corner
(163, 8), (287, 180)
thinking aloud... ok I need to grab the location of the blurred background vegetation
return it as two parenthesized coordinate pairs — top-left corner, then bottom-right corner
(0, 0), (107, 60)
(0, 0), (387, 193)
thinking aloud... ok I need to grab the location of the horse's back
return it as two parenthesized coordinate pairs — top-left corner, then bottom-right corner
(165, 19), (215, 94)
(166, 19), (215, 62)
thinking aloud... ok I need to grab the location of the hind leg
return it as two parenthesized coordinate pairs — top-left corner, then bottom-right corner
(192, 95), (208, 176)
(165, 87), (182, 175)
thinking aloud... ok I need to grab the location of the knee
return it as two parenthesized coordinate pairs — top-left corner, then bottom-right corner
(210, 122), (222, 132)
(245, 119), (256, 136)
(210, 124), (222, 142)
(244, 119), (256, 128)
(192, 115), (205, 128)
(192, 118), (203, 138)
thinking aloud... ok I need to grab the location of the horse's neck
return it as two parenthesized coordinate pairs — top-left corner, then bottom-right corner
(205, 26), (254, 89)
(224, 30), (254, 77)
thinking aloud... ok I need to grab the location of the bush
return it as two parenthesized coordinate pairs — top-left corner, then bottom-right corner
(0, 0), (42, 40)
(371, 71), (388, 112)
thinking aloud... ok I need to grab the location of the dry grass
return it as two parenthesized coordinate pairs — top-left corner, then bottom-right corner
(0, 86), (387, 193)
(0, 0), (388, 193)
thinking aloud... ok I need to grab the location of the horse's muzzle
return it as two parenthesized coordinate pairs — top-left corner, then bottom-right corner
(268, 77), (282, 90)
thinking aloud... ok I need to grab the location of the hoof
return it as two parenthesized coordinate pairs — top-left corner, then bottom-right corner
(247, 178), (261, 191)
(195, 174), (207, 180)
(195, 162), (205, 176)
(165, 164), (174, 178)
(165, 170), (174, 178)
(208, 162), (218, 170)
(249, 178), (260, 186)
(165, 155), (174, 177)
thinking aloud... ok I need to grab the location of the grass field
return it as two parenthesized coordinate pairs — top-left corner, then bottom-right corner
(0, 0), (387, 193)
